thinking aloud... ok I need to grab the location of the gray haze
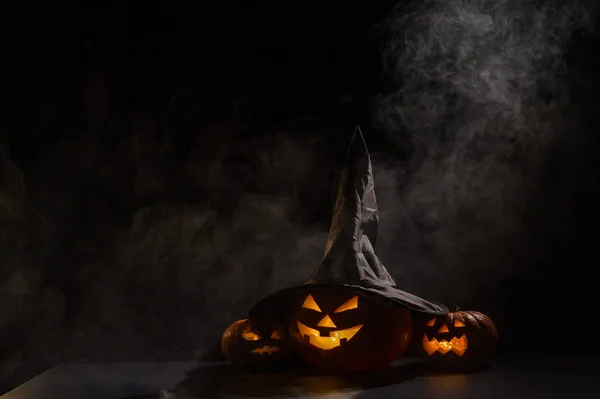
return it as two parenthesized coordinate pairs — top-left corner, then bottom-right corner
(1, 0), (598, 390)
(372, 0), (597, 305)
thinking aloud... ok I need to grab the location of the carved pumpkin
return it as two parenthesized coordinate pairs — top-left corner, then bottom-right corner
(413, 306), (499, 371)
(221, 318), (293, 370)
(288, 287), (413, 373)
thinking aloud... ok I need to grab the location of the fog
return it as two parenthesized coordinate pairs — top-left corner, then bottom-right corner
(1, 0), (599, 392)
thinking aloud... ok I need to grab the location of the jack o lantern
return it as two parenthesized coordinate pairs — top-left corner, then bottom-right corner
(288, 286), (413, 372)
(249, 128), (447, 372)
(413, 306), (499, 371)
(221, 318), (293, 370)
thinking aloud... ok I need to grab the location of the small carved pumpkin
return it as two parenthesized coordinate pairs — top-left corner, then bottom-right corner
(413, 306), (498, 371)
(221, 318), (293, 370)
(288, 286), (413, 372)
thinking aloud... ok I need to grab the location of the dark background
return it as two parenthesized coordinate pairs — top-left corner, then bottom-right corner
(2, 0), (600, 394)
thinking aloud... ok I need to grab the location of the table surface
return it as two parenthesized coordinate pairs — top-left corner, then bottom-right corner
(2, 356), (599, 399)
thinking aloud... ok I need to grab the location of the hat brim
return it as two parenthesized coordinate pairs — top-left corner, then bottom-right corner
(248, 283), (448, 322)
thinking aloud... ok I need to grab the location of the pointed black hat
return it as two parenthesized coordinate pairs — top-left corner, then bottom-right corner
(249, 127), (448, 320)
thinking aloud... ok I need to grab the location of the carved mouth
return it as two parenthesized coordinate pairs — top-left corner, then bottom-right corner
(296, 321), (363, 350)
(251, 345), (280, 355)
(422, 334), (468, 356)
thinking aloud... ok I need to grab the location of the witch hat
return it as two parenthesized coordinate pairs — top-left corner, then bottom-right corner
(249, 126), (448, 320)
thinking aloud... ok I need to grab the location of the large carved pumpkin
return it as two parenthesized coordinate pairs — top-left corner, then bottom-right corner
(221, 318), (293, 370)
(288, 286), (413, 373)
(412, 306), (498, 371)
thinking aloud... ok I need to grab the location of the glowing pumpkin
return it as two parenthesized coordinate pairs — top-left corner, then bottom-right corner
(414, 307), (498, 371)
(221, 318), (293, 370)
(288, 287), (413, 372)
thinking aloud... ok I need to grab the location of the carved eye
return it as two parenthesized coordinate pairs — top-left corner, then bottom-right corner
(426, 318), (436, 327)
(334, 296), (358, 313)
(454, 319), (465, 327)
(302, 294), (322, 312)
(438, 324), (449, 333)
(270, 328), (283, 340)
(242, 329), (260, 341)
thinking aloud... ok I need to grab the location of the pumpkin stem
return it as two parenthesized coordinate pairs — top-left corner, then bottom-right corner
(451, 304), (460, 312)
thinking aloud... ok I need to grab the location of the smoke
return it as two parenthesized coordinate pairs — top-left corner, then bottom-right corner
(2, 7), (354, 386)
(371, 0), (597, 303)
(64, 125), (342, 357)
(3, 1), (600, 391)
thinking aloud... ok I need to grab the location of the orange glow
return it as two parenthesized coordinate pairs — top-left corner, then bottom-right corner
(242, 329), (260, 341)
(271, 328), (283, 339)
(422, 334), (468, 356)
(438, 324), (449, 333)
(251, 345), (280, 355)
(302, 294), (322, 312)
(317, 314), (337, 328)
(296, 321), (363, 350)
(454, 319), (465, 327)
(334, 296), (358, 313)
(426, 318), (436, 327)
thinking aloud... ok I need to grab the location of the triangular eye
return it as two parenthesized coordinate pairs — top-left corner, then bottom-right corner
(426, 318), (436, 327)
(454, 319), (465, 327)
(334, 296), (358, 313)
(302, 294), (322, 312)
(271, 328), (283, 339)
(242, 329), (260, 341)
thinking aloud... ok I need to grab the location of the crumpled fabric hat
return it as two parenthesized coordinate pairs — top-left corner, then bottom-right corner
(250, 126), (448, 320)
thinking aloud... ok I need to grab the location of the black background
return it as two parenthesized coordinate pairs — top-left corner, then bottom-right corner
(2, 0), (600, 394)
